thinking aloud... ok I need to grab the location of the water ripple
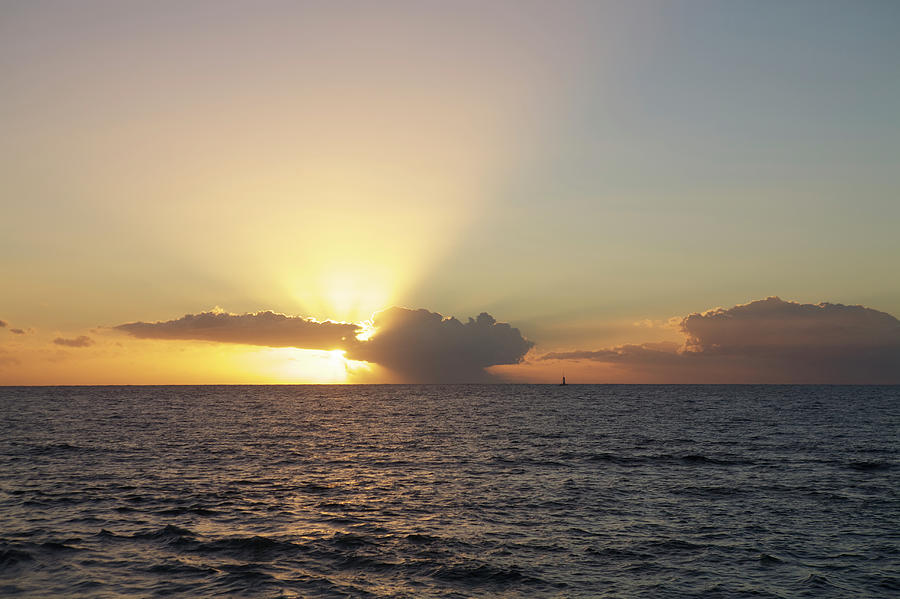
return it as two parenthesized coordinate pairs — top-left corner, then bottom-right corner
(1, 384), (898, 597)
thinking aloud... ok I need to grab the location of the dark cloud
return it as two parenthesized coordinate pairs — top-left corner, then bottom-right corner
(347, 307), (534, 382)
(0, 320), (6, 328)
(115, 311), (358, 349)
(54, 335), (94, 348)
(115, 306), (533, 382)
(541, 297), (900, 383)
(681, 297), (900, 353)
(10, 329), (25, 335)
(542, 342), (681, 363)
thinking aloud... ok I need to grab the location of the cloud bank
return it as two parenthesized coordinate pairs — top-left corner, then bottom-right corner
(114, 298), (897, 382)
(116, 311), (358, 350)
(116, 307), (533, 382)
(542, 297), (900, 383)
(0, 320), (6, 328)
(54, 335), (94, 348)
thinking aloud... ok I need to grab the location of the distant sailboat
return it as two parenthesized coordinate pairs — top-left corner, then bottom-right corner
(560, 376), (567, 386)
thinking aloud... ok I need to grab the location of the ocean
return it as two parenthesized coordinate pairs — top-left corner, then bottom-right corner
(1, 385), (897, 598)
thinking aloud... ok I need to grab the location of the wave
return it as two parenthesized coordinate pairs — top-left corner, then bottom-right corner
(880, 576), (900, 591)
(205, 564), (282, 596)
(639, 538), (707, 554)
(426, 562), (548, 587)
(329, 533), (374, 549)
(584, 452), (754, 466)
(23, 442), (83, 455)
(674, 485), (744, 497)
(0, 547), (34, 569)
(157, 504), (220, 516)
(296, 482), (338, 495)
(193, 535), (305, 560)
(585, 546), (653, 560)
(798, 573), (843, 590)
(131, 525), (197, 541)
(12, 442), (111, 457)
(0, 539), (81, 573)
(404, 533), (441, 544)
(146, 561), (217, 576)
(39, 540), (80, 552)
(846, 461), (893, 472)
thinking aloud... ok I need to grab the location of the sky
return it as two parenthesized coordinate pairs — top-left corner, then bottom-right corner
(2, 0), (899, 384)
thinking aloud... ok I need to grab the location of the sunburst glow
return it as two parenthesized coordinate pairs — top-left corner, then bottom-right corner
(355, 319), (377, 342)
(261, 348), (370, 383)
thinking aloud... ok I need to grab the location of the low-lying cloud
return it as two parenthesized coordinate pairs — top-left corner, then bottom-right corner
(348, 308), (534, 382)
(54, 335), (94, 348)
(116, 307), (533, 382)
(542, 297), (900, 383)
(116, 310), (358, 349)
(542, 341), (682, 364)
(113, 297), (897, 382)
(680, 297), (900, 353)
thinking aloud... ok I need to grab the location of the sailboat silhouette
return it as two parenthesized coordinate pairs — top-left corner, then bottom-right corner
(560, 376), (566, 386)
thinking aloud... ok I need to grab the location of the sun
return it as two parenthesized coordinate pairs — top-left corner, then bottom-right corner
(356, 319), (377, 341)
(246, 347), (368, 383)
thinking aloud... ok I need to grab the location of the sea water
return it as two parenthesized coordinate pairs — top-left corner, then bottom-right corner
(1, 385), (897, 597)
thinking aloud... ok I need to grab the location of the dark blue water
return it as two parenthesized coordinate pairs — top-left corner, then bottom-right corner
(1, 385), (897, 597)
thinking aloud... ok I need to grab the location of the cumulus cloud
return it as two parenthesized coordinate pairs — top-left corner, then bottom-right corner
(116, 306), (533, 382)
(680, 297), (900, 352)
(115, 311), (358, 349)
(54, 335), (94, 348)
(348, 307), (534, 382)
(541, 297), (900, 383)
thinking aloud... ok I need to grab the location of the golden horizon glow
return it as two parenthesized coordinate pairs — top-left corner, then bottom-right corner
(267, 348), (371, 384)
(0, 334), (378, 385)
